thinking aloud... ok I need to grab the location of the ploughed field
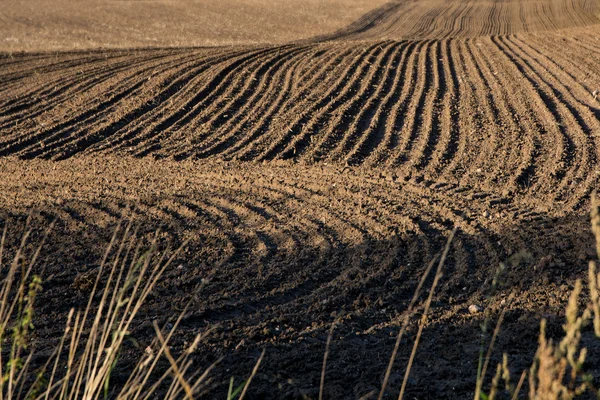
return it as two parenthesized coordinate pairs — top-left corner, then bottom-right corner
(2, 0), (600, 398)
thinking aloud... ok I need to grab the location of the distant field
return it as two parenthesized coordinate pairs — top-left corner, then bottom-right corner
(0, 0), (388, 51)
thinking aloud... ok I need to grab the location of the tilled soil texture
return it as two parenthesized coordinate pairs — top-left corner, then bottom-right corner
(0, 157), (596, 399)
(2, 0), (600, 398)
(0, 0), (388, 52)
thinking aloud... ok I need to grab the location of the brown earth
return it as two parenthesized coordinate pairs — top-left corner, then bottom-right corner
(2, 0), (600, 398)
(0, 0), (388, 52)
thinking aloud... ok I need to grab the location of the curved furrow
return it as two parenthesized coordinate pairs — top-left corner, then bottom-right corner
(501, 35), (600, 208)
(406, 40), (444, 172)
(249, 188), (338, 256)
(541, 3), (559, 31)
(189, 182), (360, 286)
(176, 198), (241, 269)
(188, 46), (311, 138)
(265, 180), (373, 244)
(489, 34), (571, 195)
(409, 5), (444, 39)
(521, 33), (600, 105)
(312, 42), (402, 164)
(317, 0), (600, 41)
(215, 192), (310, 256)
(0, 53), (134, 117)
(509, 34), (600, 134)
(0, 51), (169, 121)
(298, 42), (399, 163)
(174, 197), (244, 269)
(447, 0), (474, 38)
(36, 49), (256, 159)
(181, 186), (369, 327)
(106, 47), (283, 156)
(140, 46), (307, 158)
(0, 54), (103, 106)
(387, 40), (433, 168)
(481, 0), (498, 36)
(330, 42), (411, 165)
(0, 54), (173, 132)
(1, 155), (555, 371)
(180, 46), (320, 160)
(170, 46), (313, 160)
(381, 3), (422, 39)
(492, 35), (595, 205)
(3, 53), (210, 160)
(423, 39), (461, 177)
(404, 183), (505, 274)
(367, 40), (425, 167)
(0, 51), (200, 158)
(315, 2), (405, 42)
(84, 48), (249, 154)
(163, 194), (285, 266)
(491, 0), (503, 35)
(454, 38), (531, 190)
(218, 45), (355, 160)
(0, 53), (192, 132)
(0, 51), (178, 125)
(212, 176), (343, 257)
(278, 42), (396, 162)
(359, 176), (505, 289)
(198, 46), (333, 159)
(446, 1), (473, 38)
(136, 196), (246, 272)
(345, 41), (417, 166)
(129, 47), (294, 157)
(254, 171), (377, 242)
(242, 42), (385, 162)
(213, 197), (290, 264)
(0, 52), (124, 93)
(222, 45), (359, 161)
(471, 37), (558, 195)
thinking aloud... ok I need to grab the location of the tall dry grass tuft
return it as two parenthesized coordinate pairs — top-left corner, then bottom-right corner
(528, 280), (590, 399)
(0, 219), (238, 400)
(475, 193), (600, 399)
(375, 228), (456, 400)
(9, 191), (600, 399)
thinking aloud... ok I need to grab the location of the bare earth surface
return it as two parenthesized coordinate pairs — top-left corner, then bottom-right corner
(2, 0), (600, 398)
(0, 0), (388, 51)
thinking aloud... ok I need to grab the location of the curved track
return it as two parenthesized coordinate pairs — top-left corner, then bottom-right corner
(1, 27), (599, 210)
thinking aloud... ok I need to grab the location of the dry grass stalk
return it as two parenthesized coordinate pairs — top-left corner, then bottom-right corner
(475, 293), (514, 399)
(529, 280), (589, 400)
(511, 370), (527, 400)
(319, 319), (338, 400)
(377, 254), (439, 400)
(239, 348), (265, 400)
(398, 227), (456, 400)
(591, 191), (600, 259)
(588, 261), (600, 336)
(0, 220), (226, 400)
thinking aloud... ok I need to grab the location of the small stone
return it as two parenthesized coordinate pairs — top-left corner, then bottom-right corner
(482, 210), (489, 218)
(468, 304), (483, 314)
